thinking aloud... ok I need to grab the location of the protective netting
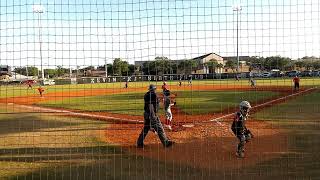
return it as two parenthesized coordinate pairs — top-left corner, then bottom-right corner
(0, 0), (319, 179)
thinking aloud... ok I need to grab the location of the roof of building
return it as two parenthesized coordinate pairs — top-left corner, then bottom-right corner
(192, 53), (223, 60)
(222, 56), (250, 61)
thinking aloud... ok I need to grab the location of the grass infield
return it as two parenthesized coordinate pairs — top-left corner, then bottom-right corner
(37, 90), (279, 115)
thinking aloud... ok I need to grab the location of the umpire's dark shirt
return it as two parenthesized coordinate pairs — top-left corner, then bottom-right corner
(144, 90), (159, 113)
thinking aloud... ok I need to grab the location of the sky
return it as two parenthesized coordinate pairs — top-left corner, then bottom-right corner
(0, 0), (319, 69)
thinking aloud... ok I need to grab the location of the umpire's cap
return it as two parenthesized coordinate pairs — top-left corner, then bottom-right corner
(148, 84), (157, 91)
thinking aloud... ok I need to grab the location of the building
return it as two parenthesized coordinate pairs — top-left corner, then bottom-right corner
(192, 53), (224, 74)
(135, 52), (225, 75)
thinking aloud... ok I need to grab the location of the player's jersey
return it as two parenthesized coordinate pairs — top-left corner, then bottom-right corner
(231, 112), (247, 136)
(163, 96), (171, 110)
(162, 84), (168, 91)
(293, 77), (300, 83)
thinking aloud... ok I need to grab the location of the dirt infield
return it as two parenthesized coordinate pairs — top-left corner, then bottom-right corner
(0, 84), (298, 105)
(104, 120), (288, 170)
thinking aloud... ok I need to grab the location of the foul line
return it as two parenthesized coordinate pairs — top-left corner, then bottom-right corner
(12, 104), (144, 124)
(209, 87), (317, 125)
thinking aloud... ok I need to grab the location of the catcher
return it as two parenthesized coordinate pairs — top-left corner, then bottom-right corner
(137, 84), (174, 148)
(231, 101), (254, 158)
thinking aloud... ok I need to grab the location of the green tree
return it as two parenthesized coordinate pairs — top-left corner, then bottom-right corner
(15, 66), (39, 76)
(112, 58), (129, 76)
(224, 60), (237, 72)
(264, 56), (291, 70)
(56, 66), (69, 77)
(155, 56), (171, 75)
(177, 59), (198, 74)
(204, 59), (218, 73)
(44, 69), (57, 78)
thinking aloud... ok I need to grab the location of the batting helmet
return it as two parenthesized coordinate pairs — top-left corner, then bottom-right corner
(148, 84), (157, 91)
(240, 101), (251, 109)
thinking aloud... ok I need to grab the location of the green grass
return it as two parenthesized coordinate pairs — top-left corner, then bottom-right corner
(1, 77), (319, 98)
(176, 90), (279, 114)
(37, 90), (279, 115)
(0, 106), (111, 179)
(248, 91), (320, 178)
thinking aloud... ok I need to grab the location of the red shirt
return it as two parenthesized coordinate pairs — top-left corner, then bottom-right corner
(162, 84), (168, 91)
(37, 87), (44, 93)
(293, 77), (300, 83)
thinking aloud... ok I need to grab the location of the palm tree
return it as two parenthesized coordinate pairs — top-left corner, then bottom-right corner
(204, 59), (218, 74)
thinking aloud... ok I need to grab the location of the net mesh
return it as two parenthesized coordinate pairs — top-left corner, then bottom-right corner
(0, 0), (319, 179)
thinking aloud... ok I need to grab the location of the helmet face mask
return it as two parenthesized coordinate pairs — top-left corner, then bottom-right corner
(240, 106), (250, 116)
(239, 101), (251, 116)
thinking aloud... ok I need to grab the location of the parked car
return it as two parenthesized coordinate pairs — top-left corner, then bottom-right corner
(262, 72), (272, 78)
(43, 79), (55, 85)
(287, 70), (300, 77)
(312, 70), (320, 77)
(300, 70), (313, 77)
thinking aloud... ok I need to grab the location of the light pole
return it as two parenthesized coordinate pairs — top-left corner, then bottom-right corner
(32, 5), (45, 80)
(105, 59), (108, 78)
(233, 4), (242, 72)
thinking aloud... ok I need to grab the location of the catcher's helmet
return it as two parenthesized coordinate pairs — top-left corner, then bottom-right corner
(240, 101), (251, 109)
(148, 84), (157, 91)
(239, 101), (251, 116)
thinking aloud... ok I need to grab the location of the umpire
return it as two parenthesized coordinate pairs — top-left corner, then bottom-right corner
(137, 84), (174, 148)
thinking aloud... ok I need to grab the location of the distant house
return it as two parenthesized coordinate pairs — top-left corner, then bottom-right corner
(191, 53), (224, 74)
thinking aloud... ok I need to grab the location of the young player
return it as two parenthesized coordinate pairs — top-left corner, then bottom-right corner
(292, 75), (300, 91)
(162, 81), (168, 92)
(178, 79), (182, 87)
(137, 84), (174, 148)
(231, 101), (254, 158)
(163, 89), (176, 131)
(37, 86), (44, 97)
(249, 77), (256, 88)
(124, 80), (128, 88)
(188, 75), (192, 85)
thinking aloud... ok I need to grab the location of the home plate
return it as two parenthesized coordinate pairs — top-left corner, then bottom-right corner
(182, 124), (194, 128)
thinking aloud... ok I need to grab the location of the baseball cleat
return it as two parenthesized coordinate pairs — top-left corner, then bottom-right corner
(165, 140), (175, 148)
(236, 151), (245, 158)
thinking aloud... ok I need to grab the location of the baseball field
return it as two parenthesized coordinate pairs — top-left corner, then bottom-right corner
(0, 78), (319, 179)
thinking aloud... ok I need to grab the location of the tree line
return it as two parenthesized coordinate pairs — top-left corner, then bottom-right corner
(13, 56), (320, 78)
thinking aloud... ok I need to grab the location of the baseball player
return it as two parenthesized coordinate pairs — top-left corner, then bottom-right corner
(292, 75), (300, 91)
(178, 79), (182, 87)
(162, 81), (168, 92)
(231, 101), (254, 158)
(249, 77), (256, 88)
(163, 89), (176, 131)
(124, 80), (128, 88)
(188, 75), (192, 85)
(37, 86), (44, 97)
(137, 84), (174, 148)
